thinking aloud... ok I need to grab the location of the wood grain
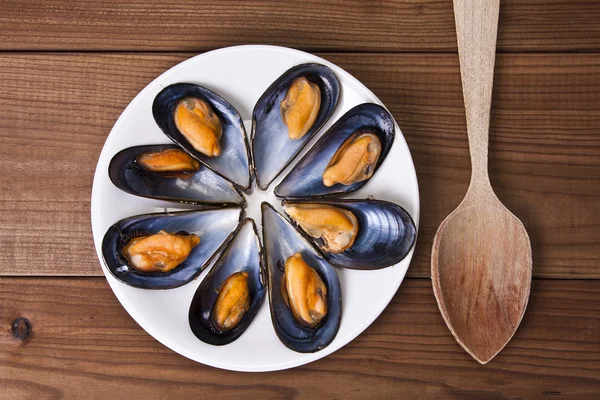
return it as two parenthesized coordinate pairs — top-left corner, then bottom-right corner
(0, 278), (598, 399)
(0, 53), (598, 277)
(0, 0), (599, 52)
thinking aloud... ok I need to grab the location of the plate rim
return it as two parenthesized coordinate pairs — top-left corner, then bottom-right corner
(91, 44), (420, 372)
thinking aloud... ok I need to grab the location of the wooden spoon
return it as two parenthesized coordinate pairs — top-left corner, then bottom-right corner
(431, 0), (532, 364)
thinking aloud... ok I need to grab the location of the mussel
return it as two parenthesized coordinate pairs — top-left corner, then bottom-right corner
(174, 97), (223, 157)
(275, 103), (395, 199)
(189, 219), (266, 345)
(122, 230), (200, 273)
(102, 207), (243, 289)
(283, 203), (358, 253)
(212, 272), (250, 331)
(109, 145), (244, 206)
(153, 83), (251, 190)
(322, 132), (382, 187)
(252, 63), (340, 190)
(137, 147), (200, 175)
(281, 252), (328, 328)
(262, 203), (341, 353)
(280, 77), (322, 140)
(283, 199), (416, 270)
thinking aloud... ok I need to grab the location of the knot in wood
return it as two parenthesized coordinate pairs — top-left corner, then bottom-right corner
(11, 317), (32, 341)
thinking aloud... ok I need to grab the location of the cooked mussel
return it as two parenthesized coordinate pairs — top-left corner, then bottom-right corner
(174, 97), (222, 157)
(262, 203), (341, 353)
(252, 63), (340, 190)
(153, 83), (251, 190)
(189, 219), (266, 345)
(283, 204), (358, 253)
(109, 145), (245, 205)
(281, 252), (328, 328)
(137, 148), (200, 176)
(322, 132), (381, 187)
(122, 230), (200, 273)
(281, 77), (321, 140)
(275, 103), (395, 199)
(212, 271), (250, 331)
(102, 207), (243, 289)
(283, 199), (416, 270)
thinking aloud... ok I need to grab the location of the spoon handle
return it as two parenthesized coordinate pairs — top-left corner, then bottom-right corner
(453, 0), (500, 201)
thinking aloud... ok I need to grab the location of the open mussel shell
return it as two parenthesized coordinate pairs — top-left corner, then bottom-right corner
(261, 203), (342, 353)
(189, 218), (266, 345)
(252, 63), (340, 190)
(275, 103), (395, 199)
(283, 199), (416, 270)
(102, 207), (243, 289)
(109, 144), (245, 206)
(152, 83), (251, 190)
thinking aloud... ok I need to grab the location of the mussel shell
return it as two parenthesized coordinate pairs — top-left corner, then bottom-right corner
(283, 199), (416, 270)
(275, 103), (395, 199)
(261, 203), (342, 353)
(152, 83), (251, 190)
(252, 63), (340, 190)
(189, 218), (266, 345)
(109, 144), (245, 206)
(102, 207), (243, 289)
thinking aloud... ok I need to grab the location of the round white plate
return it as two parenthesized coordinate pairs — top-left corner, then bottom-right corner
(91, 45), (419, 372)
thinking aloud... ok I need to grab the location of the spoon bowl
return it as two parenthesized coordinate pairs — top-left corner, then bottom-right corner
(432, 191), (532, 363)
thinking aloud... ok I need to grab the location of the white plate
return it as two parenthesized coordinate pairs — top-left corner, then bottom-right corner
(91, 45), (419, 372)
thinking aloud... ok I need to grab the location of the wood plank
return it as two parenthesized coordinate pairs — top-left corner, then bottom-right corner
(1, 278), (598, 399)
(0, 53), (598, 277)
(0, 0), (599, 52)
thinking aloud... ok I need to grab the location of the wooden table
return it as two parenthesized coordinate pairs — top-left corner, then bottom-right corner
(1, 1), (598, 398)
